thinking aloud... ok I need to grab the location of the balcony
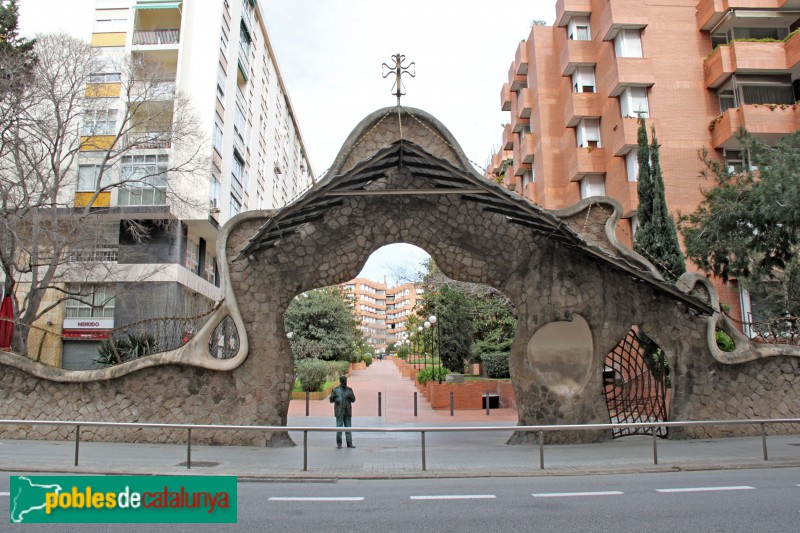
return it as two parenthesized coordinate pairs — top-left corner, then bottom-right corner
(555, 0), (592, 27)
(514, 41), (529, 75)
(567, 147), (607, 182)
(500, 82), (511, 111)
(695, 0), (793, 31)
(510, 90), (532, 133)
(516, 134), (536, 164)
(559, 37), (598, 76)
(133, 28), (180, 46)
(595, 0), (648, 41)
(603, 57), (655, 97)
(124, 131), (172, 150)
(710, 104), (800, 149)
(704, 41), (788, 88)
(502, 124), (514, 150)
(507, 62), (527, 92)
(607, 116), (644, 156)
(130, 80), (175, 100)
(564, 91), (602, 127)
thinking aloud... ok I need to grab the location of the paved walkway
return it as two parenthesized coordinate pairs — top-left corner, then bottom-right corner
(287, 357), (517, 423)
(1, 361), (799, 479)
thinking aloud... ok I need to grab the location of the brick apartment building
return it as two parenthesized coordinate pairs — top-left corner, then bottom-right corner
(489, 0), (800, 326)
(342, 278), (423, 353)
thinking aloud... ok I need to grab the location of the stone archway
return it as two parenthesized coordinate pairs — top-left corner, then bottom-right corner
(1, 106), (798, 446)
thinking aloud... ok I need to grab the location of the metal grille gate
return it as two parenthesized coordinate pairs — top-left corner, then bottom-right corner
(602, 329), (669, 438)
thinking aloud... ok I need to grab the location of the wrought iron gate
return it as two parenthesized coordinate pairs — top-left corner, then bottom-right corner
(602, 329), (669, 438)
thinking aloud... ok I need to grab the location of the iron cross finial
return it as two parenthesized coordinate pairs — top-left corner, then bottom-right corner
(381, 53), (416, 106)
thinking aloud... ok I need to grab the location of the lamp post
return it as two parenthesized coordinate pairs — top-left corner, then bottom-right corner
(423, 320), (431, 370)
(428, 315), (441, 383)
(417, 325), (423, 369)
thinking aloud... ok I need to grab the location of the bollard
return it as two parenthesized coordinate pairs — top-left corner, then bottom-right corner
(74, 425), (81, 467)
(303, 431), (308, 471)
(414, 392), (418, 417)
(421, 431), (426, 471)
(378, 392), (382, 417)
(305, 392), (310, 417)
(761, 423), (768, 461)
(539, 430), (544, 469)
(652, 428), (658, 465)
(450, 391), (454, 416)
(186, 428), (192, 470)
(485, 392), (490, 416)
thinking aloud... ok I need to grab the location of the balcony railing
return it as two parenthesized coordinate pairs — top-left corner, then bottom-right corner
(65, 244), (119, 263)
(133, 29), (180, 46)
(131, 80), (176, 100)
(124, 131), (172, 150)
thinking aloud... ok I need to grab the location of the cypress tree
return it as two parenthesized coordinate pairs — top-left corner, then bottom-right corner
(635, 116), (653, 229)
(634, 121), (686, 282)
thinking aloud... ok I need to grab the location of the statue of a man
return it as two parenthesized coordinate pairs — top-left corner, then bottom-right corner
(329, 375), (356, 449)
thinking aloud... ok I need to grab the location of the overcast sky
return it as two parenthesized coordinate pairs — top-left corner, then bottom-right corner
(18, 0), (556, 285)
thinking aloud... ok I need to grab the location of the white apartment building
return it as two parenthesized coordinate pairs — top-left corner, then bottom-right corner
(32, 0), (314, 368)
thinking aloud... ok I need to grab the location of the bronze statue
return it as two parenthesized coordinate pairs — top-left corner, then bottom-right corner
(330, 375), (356, 448)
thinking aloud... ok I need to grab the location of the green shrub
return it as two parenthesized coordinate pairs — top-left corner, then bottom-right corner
(362, 354), (373, 367)
(327, 360), (350, 381)
(296, 359), (330, 392)
(416, 366), (451, 384)
(715, 329), (735, 352)
(481, 352), (510, 378)
(96, 332), (156, 366)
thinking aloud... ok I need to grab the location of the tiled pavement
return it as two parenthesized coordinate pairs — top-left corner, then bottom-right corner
(1, 360), (799, 479)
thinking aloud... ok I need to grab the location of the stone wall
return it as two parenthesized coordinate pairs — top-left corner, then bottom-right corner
(0, 107), (797, 447)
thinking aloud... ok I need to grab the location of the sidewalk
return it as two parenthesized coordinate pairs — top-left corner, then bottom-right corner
(1, 361), (798, 479)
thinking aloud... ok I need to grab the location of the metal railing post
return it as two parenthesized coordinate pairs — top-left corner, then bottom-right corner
(414, 392), (418, 417)
(421, 431), (426, 471)
(652, 427), (658, 465)
(539, 430), (544, 470)
(450, 391), (454, 416)
(378, 392), (382, 417)
(74, 425), (81, 467)
(305, 392), (310, 417)
(761, 423), (768, 461)
(303, 431), (308, 471)
(186, 428), (192, 470)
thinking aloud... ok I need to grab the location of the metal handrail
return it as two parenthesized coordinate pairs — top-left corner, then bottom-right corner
(1, 418), (798, 472)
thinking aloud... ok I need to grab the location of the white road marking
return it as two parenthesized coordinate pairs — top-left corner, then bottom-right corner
(0, 492), (9, 497)
(269, 497), (364, 502)
(532, 491), (624, 498)
(656, 486), (755, 493)
(411, 495), (496, 500)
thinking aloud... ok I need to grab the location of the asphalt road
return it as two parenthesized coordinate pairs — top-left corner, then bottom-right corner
(2, 468), (798, 532)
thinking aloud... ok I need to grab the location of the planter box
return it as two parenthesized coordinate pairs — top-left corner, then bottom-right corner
(423, 379), (515, 410)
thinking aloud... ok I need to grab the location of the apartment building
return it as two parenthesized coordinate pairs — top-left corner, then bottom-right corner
(42, 0), (314, 368)
(342, 278), (423, 353)
(489, 0), (800, 325)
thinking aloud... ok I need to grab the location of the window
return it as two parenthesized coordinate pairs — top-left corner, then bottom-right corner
(83, 110), (117, 135)
(77, 165), (113, 192)
(230, 195), (241, 216)
(614, 28), (643, 58)
(522, 169), (534, 189)
(718, 90), (735, 113)
(118, 154), (168, 206)
(185, 238), (200, 274)
(93, 18), (127, 33)
(204, 253), (217, 285)
(580, 174), (606, 198)
(216, 63), (227, 100)
(568, 16), (591, 41)
(231, 153), (244, 198)
(571, 66), (596, 93)
(89, 72), (121, 83)
(620, 87), (649, 117)
(220, 29), (229, 56)
(625, 151), (638, 182)
(210, 173), (221, 207)
(234, 104), (246, 141)
(213, 122), (223, 153)
(576, 118), (601, 148)
(741, 84), (795, 105)
(65, 285), (115, 319)
(723, 149), (756, 174)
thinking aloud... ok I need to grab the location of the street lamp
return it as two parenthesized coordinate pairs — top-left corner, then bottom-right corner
(417, 325), (423, 369)
(428, 315), (442, 383)
(424, 320), (431, 370)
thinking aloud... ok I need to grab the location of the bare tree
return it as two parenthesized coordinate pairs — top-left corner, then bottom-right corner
(0, 33), (209, 352)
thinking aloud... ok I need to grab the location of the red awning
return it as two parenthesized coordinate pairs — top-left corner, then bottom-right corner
(0, 295), (13, 350)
